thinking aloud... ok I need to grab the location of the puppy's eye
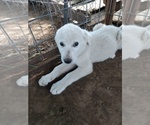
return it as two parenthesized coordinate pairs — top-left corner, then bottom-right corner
(60, 42), (65, 47)
(73, 42), (79, 47)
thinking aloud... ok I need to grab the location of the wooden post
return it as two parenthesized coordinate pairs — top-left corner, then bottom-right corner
(122, 0), (141, 25)
(104, 0), (117, 25)
(64, 0), (69, 24)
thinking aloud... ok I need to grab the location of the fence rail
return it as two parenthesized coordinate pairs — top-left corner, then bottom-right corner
(1, 0), (150, 68)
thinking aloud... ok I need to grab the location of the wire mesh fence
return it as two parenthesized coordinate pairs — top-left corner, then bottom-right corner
(0, 0), (28, 64)
(1, 0), (150, 68)
(28, 0), (122, 67)
(0, 2), (28, 124)
(0, 0), (28, 82)
(122, 0), (150, 26)
(135, 0), (150, 26)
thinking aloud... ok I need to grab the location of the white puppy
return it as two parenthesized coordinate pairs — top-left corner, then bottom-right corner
(122, 25), (150, 60)
(93, 23), (122, 49)
(39, 23), (121, 95)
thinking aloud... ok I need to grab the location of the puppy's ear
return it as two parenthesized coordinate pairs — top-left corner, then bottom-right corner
(141, 29), (150, 42)
(82, 30), (92, 45)
(54, 33), (57, 42)
(54, 29), (60, 43)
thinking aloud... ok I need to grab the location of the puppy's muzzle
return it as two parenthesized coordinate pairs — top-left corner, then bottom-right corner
(64, 58), (72, 64)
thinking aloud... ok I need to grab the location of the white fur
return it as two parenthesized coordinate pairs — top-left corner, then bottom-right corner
(39, 23), (121, 95)
(122, 25), (150, 60)
(16, 75), (28, 86)
(93, 23), (106, 31)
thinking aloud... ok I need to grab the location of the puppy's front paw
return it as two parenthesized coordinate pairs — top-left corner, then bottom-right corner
(50, 81), (66, 95)
(39, 74), (53, 86)
(16, 75), (28, 86)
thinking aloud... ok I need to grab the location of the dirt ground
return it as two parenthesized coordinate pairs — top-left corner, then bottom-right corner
(1, 1), (122, 125)
(28, 3), (122, 124)
(1, 1), (150, 125)
(122, 50), (150, 125)
(28, 2), (121, 123)
(29, 50), (121, 125)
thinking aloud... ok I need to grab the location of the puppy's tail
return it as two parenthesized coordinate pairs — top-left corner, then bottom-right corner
(93, 23), (106, 31)
(116, 26), (122, 50)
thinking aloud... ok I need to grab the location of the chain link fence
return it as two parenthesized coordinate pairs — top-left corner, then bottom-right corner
(28, 0), (122, 67)
(0, 0), (28, 72)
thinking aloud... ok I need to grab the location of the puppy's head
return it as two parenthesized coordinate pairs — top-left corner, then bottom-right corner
(55, 23), (91, 64)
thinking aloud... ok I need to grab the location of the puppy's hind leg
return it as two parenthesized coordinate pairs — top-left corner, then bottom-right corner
(132, 54), (139, 59)
(93, 23), (105, 31)
(50, 63), (93, 95)
(39, 63), (75, 86)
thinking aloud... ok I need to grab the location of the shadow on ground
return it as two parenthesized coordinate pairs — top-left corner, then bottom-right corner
(29, 51), (121, 125)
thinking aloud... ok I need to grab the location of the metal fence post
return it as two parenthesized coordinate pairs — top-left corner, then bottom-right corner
(64, 0), (69, 24)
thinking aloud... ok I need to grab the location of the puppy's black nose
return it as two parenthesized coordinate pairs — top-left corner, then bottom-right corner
(64, 58), (72, 64)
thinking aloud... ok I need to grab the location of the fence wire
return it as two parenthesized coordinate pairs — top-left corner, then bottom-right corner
(28, 0), (122, 62)
(1, 0), (150, 65)
(122, 0), (150, 25)
(0, 0), (28, 67)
